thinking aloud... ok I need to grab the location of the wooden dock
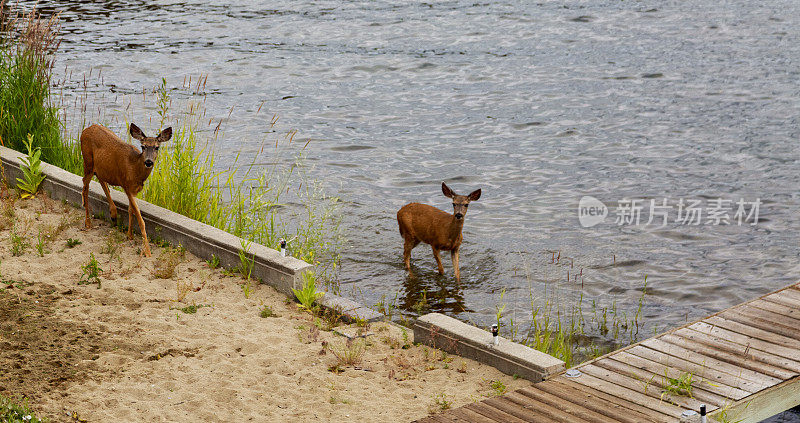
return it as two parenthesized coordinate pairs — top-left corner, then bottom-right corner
(416, 283), (800, 423)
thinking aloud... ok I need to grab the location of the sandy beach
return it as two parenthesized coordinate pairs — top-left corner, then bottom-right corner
(0, 192), (528, 422)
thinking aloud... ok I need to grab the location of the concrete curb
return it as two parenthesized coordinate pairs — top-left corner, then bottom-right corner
(413, 313), (565, 382)
(0, 145), (381, 322)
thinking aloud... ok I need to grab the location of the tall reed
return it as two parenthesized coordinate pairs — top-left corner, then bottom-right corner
(137, 78), (343, 289)
(0, 3), (82, 173)
(499, 252), (649, 368)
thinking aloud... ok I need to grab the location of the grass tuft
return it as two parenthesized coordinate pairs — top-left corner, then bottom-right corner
(152, 245), (184, 279)
(259, 305), (277, 318)
(661, 369), (694, 402)
(78, 253), (102, 288)
(9, 227), (29, 256)
(326, 337), (367, 368)
(0, 393), (47, 423)
(428, 393), (452, 414)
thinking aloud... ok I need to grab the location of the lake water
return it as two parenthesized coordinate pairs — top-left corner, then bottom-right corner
(16, 0), (800, 418)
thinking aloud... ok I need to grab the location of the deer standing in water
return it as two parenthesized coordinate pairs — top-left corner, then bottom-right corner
(397, 182), (482, 281)
(80, 123), (172, 257)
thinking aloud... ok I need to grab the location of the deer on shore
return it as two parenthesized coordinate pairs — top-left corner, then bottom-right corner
(80, 123), (172, 257)
(397, 182), (482, 281)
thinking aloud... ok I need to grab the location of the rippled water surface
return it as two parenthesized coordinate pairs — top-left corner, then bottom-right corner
(17, 0), (800, 409)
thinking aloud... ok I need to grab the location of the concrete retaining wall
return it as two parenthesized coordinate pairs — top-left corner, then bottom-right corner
(414, 313), (565, 382)
(0, 144), (380, 322)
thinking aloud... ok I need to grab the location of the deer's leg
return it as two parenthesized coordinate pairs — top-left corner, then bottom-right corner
(126, 192), (151, 257)
(403, 238), (418, 272)
(82, 173), (93, 229)
(451, 249), (460, 281)
(432, 246), (444, 274)
(98, 180), (117, 226)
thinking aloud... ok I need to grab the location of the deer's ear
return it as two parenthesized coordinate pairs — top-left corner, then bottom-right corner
(157, 127), (172, 143)
(442, 182), (455, 198)
(129, 123), (145, 141)
(468, 189), (481, 201)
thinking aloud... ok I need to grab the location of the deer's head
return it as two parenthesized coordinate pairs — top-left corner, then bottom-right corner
(442, 182), (481, 220)
(130, 123), (172, 168)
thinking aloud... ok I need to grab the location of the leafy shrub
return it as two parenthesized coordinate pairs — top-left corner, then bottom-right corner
(292, 272), (323, 311)
(16, 134), (45, 199)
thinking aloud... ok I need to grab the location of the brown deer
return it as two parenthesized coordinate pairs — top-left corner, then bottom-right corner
(397, 182), (481, 281)
(80, 123), (172, 257)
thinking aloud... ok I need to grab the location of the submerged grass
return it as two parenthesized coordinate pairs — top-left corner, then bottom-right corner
(496, 252), (650, 368)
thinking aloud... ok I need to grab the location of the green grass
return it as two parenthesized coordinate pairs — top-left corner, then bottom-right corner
(237, 239), (254, 280)
(293, 271), (324, 311)
(206, 254), (220, 269)
(9, 227), (29, 257)
(495, 254), (650, 368)
(0, 6), (82, 174)
(661, 369), (694, 402)
(35, 230), (47, 257)
(325, 337), (367, 367)
(260, 305), (277, 318)
(428, 393), (452, 414)
(489, 379), (507, 396)
(178, 304), (208, 314)
(134, 79), (343, 291)
(0, 393), (47, 423)
(78, 253), (102, 288)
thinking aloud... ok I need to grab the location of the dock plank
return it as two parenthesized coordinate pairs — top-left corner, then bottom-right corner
(603, 351), (750, 406)
(739, 304), (800, 329)
(532, 379), (668, 423)
(675, 327), (800, 374)
(658, 333), (796, 380)
(722, 307), (800, 340)
(705, 315), (800, 350)
(710, 376), (800, 423)
(641, 338), (780, 388)
(579, 363), (710, 412)
(625, 345), (763, 394)
(465, 402), (529, 423)
(481, 397), (543, 423)
(450, 407), (499, 423)
(691, 320), (800, 362)
(489, 394), (588, 423)
(511, 384), (621, 423)
(779, 286), (800, 302)
(762, 291), (800, 309)
(596, 357), (728, 407)
(566, 368), (683, 417)
(748, 299), (800, 321)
